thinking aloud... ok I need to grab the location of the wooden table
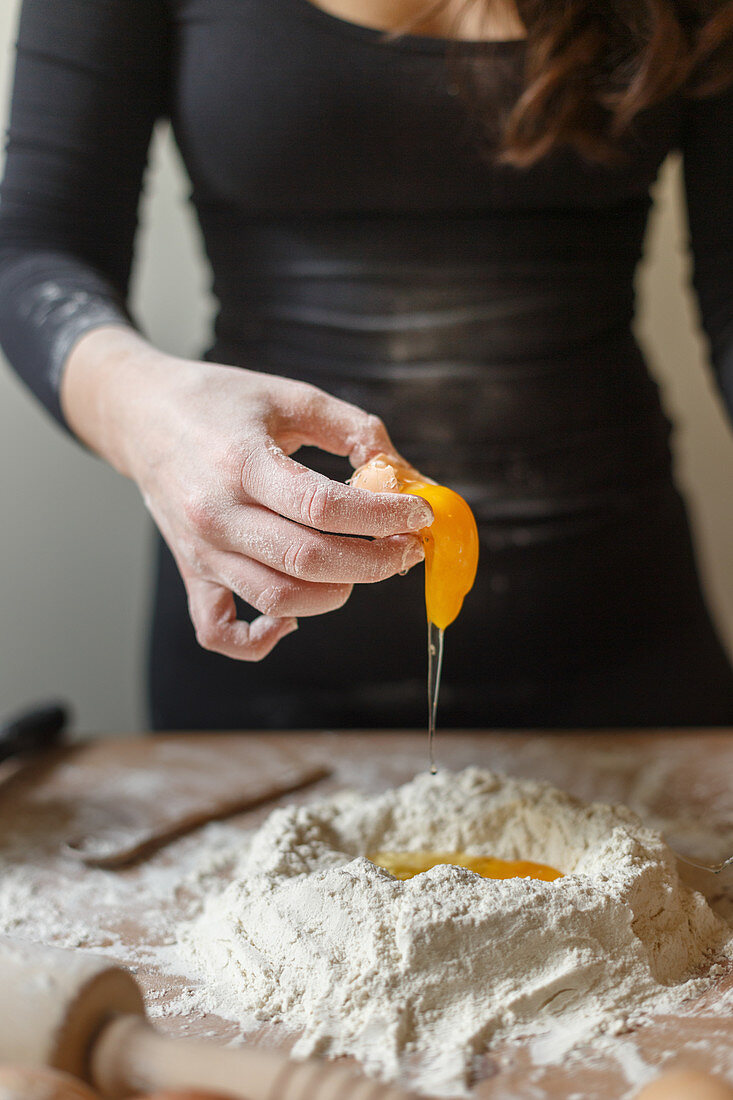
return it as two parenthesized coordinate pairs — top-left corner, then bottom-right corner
(0, 729), (732, 1099)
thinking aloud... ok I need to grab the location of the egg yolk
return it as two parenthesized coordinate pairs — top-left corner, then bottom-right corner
(369, 851), (563, 882)
(399, 480), (479, 631)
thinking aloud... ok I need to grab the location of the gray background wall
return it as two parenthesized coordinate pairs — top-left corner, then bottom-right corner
(0, 0), (731, 734)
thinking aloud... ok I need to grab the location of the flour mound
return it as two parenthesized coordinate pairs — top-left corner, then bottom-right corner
(178, 769), (730, 1095)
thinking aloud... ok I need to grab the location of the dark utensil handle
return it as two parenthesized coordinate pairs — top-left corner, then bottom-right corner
(0, 701), (70, 764)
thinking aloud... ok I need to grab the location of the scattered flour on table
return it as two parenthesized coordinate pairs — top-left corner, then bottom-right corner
(177, 768), (733, 1096)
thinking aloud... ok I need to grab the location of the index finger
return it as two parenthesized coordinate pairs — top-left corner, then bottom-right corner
(242, 438), (433, 536)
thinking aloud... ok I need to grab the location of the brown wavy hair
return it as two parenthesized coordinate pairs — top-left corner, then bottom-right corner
(399, 1), (733, 165)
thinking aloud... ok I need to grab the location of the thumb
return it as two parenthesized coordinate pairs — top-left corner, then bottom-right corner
(279, 386), (407, 470)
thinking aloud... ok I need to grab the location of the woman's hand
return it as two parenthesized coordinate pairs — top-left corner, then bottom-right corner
(61, 327), (432, 660)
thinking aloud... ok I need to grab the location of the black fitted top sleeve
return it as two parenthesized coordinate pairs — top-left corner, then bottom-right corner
(0, 0), (732, 428)
(683, 85), (733, 413)
(0, 0), (168, 424)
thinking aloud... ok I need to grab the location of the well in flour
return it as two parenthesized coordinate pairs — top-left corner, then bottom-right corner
(177, 768), (732, 1097)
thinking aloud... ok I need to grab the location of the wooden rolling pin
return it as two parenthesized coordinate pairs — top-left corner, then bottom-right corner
(0, 937), (414, 1100)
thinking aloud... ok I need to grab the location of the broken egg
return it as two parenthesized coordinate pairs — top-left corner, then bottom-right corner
(350, 453), (479, 631)
(351, 453), (480, 771)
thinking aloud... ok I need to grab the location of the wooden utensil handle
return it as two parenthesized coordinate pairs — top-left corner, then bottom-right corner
(91, 1016), (415, 1100)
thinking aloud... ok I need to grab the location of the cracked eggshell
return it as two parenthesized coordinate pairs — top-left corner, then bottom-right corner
(349, 453), (427, 494)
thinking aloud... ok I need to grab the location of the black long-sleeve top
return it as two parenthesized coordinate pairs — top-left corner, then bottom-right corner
(1, 0), (732, 731)
(0, 0), (731, 439)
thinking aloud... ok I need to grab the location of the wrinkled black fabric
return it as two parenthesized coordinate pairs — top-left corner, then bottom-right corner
(1, 0), (732, 728)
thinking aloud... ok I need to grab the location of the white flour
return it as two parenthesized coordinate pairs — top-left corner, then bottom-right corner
(177, 768), (732, 1096)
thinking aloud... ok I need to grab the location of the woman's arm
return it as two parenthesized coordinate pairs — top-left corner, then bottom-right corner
(682, 83), (733, 417)
(0, 0), (429, 660)
(0, 0), (168, 423)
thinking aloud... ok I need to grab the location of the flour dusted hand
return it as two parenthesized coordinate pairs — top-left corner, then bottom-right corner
(61, 327), (430, 660)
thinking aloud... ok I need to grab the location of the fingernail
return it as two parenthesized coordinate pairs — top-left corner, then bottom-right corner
(400, 535), (424, 575)
(283, 618), (298, 636)
(407, 500), (433, 530)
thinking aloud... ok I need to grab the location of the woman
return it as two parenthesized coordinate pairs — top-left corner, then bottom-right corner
(0, 0), (731, 729)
